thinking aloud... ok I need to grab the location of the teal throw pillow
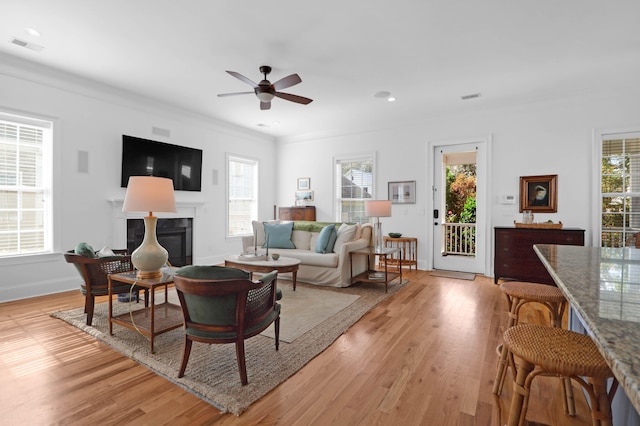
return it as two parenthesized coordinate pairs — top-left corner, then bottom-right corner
(263, 222), (295, 249)
(74, 242), (96, 258)
(315, 224), (337, 253)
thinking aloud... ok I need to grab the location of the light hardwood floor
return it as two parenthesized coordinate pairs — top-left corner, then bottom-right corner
(0, 271), (596, 425)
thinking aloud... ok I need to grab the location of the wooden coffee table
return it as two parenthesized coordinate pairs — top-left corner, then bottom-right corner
(224, 255), (302, 290)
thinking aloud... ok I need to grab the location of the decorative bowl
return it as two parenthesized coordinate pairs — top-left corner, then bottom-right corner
(271, 253), (280, 261)
(388, 233), (402, 238)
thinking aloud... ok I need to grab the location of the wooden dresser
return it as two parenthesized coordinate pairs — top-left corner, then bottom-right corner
(494, 227), (584, 285)
(278, 206), (316, 221)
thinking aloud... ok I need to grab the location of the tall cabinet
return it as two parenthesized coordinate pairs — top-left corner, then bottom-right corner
(494, 227), (585, 285)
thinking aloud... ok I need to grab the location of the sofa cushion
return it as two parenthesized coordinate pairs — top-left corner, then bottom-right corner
(263, 222), (295, 249)
(291, 229), (312, 250)
(74, 242), (96, 258)
(276, 249), (339, 268)
(315, 224), (337, 253)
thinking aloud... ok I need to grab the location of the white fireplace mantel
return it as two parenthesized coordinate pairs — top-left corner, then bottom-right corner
(109, 199), (206, 249)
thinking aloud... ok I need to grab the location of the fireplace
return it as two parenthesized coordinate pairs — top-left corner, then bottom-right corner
(127, 218), (193, 267)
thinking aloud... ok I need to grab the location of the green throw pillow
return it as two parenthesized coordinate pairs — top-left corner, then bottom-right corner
(316, 224), (337, 253)
(263, 222), (295, 249)
(74, 242), (96, 258)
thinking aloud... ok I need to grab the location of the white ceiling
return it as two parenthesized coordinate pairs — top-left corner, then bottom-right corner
(1, 1), (639, 140)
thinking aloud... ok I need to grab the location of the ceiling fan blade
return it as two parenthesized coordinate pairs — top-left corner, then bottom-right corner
(260, 101), (271, 110)
(217, 91), (254, 97)
(274, 92), (313, 105)
(226, 71), (258, 88)
(272, 74), (302, 91)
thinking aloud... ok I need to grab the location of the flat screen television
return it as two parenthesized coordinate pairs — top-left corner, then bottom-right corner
(121, 135), (203, 191)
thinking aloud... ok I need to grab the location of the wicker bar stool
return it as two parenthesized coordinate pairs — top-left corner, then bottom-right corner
(493, 282), (568, 393)
(492, 281), (576, 415)
(503, 324), (617, 426)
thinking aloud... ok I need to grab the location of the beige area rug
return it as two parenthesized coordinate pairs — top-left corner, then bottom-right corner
(51, 278), (407, 416)
(430, 270), (476, 281)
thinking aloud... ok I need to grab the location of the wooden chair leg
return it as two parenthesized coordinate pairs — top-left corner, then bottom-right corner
(178, 337), (192, 378)
(275, 317), (280, 351)
(235, 338), (248, 386)
(85, 295), (95, 325)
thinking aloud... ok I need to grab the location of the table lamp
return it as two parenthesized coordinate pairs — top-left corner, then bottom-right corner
(122, 176), (177, 279)
(365, 200), (392, 252)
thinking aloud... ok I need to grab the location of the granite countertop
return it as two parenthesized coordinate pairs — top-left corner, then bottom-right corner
(534, 244), (640, 415)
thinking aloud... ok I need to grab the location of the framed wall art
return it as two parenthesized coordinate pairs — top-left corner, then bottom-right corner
(297, 177), (310, 190)
(388, 180), (416, 204)
(519, 174), (557, 213)
(295, 190), (314, 203)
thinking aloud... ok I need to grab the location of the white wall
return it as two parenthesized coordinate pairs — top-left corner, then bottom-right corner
(0, 61), (276, 302)
(276, 91), (640, 271)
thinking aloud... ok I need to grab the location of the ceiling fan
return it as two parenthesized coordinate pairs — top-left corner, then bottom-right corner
(217, 65), (313, 110)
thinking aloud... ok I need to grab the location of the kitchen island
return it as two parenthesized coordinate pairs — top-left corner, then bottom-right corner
(534, 244), (640, 423)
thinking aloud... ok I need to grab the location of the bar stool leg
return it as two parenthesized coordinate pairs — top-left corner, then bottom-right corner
(588, 377), (613, 426)
(507, 358), (535, 426)
(494, 294), (521, 395)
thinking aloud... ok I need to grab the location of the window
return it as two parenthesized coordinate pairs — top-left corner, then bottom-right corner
(0, 113), (53, 256)
(335, 154), (374, 223)
(227, 155), (258, 237)
(601, 132), (640, 247)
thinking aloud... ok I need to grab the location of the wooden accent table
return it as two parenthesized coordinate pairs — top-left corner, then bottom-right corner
(278, 206), (316, 221)
(224, 255), (302, 291)
(349, 247), (402, 293)
(380, 236), (418, 270)
(108, 269), (183, 353)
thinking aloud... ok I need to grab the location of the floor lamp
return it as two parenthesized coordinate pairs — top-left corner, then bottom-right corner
(365, 200), (392, 252)
(122, 176), (177, 279)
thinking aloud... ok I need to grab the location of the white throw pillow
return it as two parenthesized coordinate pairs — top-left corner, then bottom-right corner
(96, 246), (116, 257)
(334, 223), (358, 251)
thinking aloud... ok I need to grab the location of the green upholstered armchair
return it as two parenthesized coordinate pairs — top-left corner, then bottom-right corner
(64, 245), (148, 325)
(173, 265), (281, 386)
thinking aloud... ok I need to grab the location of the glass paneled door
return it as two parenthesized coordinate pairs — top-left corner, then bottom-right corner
(432, 142), (486, 274)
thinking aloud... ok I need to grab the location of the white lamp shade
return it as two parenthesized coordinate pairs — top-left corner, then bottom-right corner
(122, 176), (177, 214)
(365, 200), (392, 217)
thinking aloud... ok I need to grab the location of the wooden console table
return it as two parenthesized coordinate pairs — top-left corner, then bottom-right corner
(278, 206), (316, 221)
(380, 236), (417, 270)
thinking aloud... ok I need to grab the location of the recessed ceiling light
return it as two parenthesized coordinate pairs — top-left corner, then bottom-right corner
(387, 96), (397, 102)
(25, 28), (41, 37)
(256, 123), (270, 127)
(374, 91), (391, 98)
(272, 121), (280, 125)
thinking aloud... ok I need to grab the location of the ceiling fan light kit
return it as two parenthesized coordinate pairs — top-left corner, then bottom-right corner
(218, 65), (313, 110)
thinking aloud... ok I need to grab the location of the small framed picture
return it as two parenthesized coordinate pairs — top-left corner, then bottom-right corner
(388, 181), (416, 204)
(297, 177), (310, 190)
(519, 174), (557, 213)
(295, 190), (314, 203)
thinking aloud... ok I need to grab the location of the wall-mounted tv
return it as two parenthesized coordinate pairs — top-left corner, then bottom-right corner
(121, 135), (203, 192)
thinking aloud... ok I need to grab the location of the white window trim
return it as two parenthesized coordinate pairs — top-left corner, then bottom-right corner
(333, 151), (377, 222)
(592, 127), (640, 247)
(226, 153), (259, 238)
(0, 107), (61, 266)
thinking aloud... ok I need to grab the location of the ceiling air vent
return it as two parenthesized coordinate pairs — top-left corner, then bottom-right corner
(461, 93), (481, 100)
(9, 37), (44, 52)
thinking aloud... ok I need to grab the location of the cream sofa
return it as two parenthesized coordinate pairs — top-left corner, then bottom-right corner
(241, 220), (372, 287)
